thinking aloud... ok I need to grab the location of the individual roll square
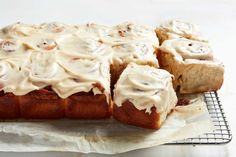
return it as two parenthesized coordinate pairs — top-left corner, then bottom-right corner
(113, 63), (177, 129)
(53, 58), (112, 119)
(157, 38), (224, 93)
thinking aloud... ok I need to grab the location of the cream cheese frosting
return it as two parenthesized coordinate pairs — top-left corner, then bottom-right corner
(157, 20), (207, 42)
(0, 22), (158, 98)
(111, 41), (157, 64)
(105, 22), (159, 45)
(160, 38), (214, 62)
(113, 63), (177, 121)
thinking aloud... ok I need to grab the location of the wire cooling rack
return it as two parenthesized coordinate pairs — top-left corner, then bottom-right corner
(167, 91), (232, 145)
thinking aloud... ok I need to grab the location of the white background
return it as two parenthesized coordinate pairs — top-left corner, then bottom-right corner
(0, 0), (235, 156)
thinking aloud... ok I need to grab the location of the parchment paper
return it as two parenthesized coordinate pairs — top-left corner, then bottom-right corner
(0, 94), (214, 154)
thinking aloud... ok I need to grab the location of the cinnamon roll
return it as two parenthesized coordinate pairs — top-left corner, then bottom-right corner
(113, 63), (177, 129)
(157, 38), (224, 93)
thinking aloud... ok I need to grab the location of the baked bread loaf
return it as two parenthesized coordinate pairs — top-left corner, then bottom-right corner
(156, 20), (207, 44)
(157, 38), (224, 93)
(0, 22), (112, 119)
(113, 63), (177, 129)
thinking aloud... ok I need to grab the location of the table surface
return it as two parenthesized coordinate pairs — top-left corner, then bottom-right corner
(0, 0), (235, 156)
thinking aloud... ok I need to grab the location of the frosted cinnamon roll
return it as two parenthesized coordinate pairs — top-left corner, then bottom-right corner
(54, 58), (110, 98)
(54, 58), (111, 119)
(58, 36), (113, 62)
(157, 38), (224, 93)
(113, 63), (177, 129)
(23, 51), (68, 85)
(156, 20), (207, 44)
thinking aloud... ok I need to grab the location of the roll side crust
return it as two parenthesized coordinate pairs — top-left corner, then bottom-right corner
(66, 92), (112, 119)
(18, 89), (65, 119)
(0, 92), (20, 119)
(113, 100), (161, 129)
(157, 49), (224, 93)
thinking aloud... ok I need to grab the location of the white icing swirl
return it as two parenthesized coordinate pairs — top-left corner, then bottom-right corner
(0, 59), (39, 95)
(161, 38), (213, 61)
(53, 58), (110, 98)
(28, 51), (65, 81)
(112, 41), (156, 63)
(159, 20), (207, 42)
(105, 22), (159, 46)
(58, 35), (113, 62)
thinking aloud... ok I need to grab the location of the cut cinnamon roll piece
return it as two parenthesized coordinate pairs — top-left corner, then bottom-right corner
(113, 63), (177, 129)
(156, 20), (208, 44)
(157, 38), (224, 93)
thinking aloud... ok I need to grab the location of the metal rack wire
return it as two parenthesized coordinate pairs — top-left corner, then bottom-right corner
(167, 91), (232, 145)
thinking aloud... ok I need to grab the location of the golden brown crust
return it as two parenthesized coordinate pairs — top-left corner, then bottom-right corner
(0, 92), (20, 119)
(18, 88), (65, 119)
(66, 92), (112, 119)
(1, 86), (111, 119)
(113, 100), (160, 129)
